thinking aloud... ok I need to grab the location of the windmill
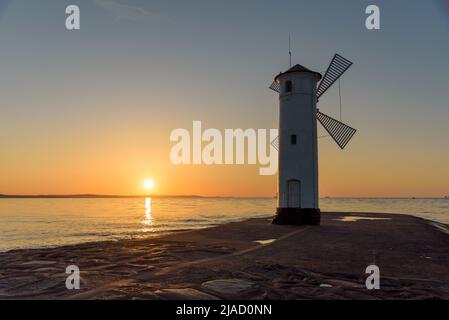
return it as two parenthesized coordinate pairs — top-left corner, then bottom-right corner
(269, 53), (356, 226)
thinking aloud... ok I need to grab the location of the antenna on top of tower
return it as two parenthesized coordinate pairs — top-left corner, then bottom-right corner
(288, 33), (292, 67)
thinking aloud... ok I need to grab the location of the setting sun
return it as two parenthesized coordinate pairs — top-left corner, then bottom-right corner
(143, 179), (155, 190)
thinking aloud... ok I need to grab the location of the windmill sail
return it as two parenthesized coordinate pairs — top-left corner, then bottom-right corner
(269, 80), (280, 93)
(316, 111), (356, 149)
(316, 54), (353, 99)
(271, 136), (279, 151)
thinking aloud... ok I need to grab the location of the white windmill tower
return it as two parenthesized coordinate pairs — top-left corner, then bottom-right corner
(269, 53), (356, 225)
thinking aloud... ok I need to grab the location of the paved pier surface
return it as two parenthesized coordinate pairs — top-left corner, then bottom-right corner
(1, 212), (449, 299)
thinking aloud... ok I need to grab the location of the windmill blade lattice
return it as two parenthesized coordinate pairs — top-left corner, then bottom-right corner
(269, 81), (280, 93)
(316, 54), (353, 99)
(271, 136), (279, 151)
(316, 111), (356, 150)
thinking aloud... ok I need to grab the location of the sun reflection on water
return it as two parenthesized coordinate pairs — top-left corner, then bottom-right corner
(143, 197), (153, 228)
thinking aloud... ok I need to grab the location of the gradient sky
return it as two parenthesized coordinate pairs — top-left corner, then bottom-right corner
(1, 0), (449, 197)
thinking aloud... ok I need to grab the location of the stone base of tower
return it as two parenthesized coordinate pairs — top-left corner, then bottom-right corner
(273, 208), (321, 226)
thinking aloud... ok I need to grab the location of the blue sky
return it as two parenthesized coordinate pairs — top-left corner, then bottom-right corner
(1, 0), (449, 196)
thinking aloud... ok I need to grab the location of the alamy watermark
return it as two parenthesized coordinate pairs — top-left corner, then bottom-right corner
(64, 4), (380, 31)
(170, 121), (278, 176)
(365, 5), (380, 30)
(365, 264), (380, 290)
(65, 265), (81, 290)
(65, 5), (80, 30)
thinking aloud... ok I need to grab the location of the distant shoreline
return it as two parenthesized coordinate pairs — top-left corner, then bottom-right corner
(0, 194), (447, 199)
(0, 194), (204, 199)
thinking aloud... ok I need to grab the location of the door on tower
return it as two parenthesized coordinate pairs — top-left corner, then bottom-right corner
(287, 179), (301, 208)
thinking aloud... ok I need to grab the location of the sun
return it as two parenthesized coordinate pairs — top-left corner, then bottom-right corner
(143, 179), (155, 190)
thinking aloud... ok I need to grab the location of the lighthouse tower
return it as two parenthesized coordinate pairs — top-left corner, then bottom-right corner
(273, 64), (322, 225)
(269, 53), (356, 226)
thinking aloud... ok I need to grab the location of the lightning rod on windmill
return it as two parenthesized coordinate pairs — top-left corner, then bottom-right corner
(288, 34), (292, 68)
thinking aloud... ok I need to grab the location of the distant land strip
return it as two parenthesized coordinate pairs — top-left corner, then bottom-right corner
(0, 195), (447, 199)
(0, 194), (205, 199)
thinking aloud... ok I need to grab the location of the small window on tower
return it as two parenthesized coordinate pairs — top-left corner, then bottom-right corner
(291, 134), (297, 145)
(285, 80), (292, 93)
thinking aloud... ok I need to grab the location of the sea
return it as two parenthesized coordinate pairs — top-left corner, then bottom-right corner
(1, 197), (448, 252)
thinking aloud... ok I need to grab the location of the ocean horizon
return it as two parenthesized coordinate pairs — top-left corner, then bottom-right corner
(1, 197), (448, 252)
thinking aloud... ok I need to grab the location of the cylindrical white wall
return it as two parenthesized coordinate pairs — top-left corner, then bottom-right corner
(277, 71), (320, 209)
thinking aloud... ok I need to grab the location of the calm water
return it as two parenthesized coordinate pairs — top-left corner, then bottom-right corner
(0, 197), (448, 252)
